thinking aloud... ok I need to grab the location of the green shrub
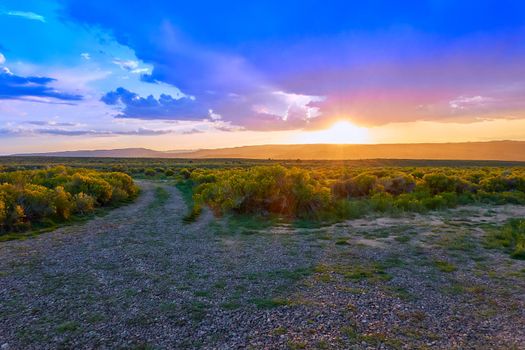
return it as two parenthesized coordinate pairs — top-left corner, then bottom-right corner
(0, 167), (137, 236)
(486, 218), (525, 259)
(422, 195), (447, 210)
(144, 168), (156, 177)
(369, 192), (393, 212)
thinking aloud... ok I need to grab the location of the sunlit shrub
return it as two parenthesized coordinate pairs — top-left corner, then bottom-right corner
(189, 165), (525, 222)
(332, 173), (377, 198)
(67, 173), (113, 204)
(0, 167), (137, 235)
(53, 186), (72, 220)
(380, 174), (416, 195)
(73, 192), (95, 214)
(393, 193), (424, 212)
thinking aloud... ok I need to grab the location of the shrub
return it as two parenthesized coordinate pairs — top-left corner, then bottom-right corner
(144, 168), (156, 177)
(67, 173), (113, 204)
(394, 194), (424, 212)
(422, 195), (447, 210)
(369, 192), (393, 212)
(53, 186), (72, 220)
(73, 193), (95, 214)
(380, 174), (416, 195)
(332, 174), (377, 198)
(0, 167), (137, 236)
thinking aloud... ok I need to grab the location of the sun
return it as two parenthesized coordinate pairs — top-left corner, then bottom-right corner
(295, 120), (370, 144)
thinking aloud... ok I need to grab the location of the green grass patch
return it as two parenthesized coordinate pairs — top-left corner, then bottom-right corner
(434, 260), (457, 273)
(56, 321), (80, 333)
(251, 297), (289, 309)
(485, 218), (525, 259)
(314, 262), (392, 282)
(175, 180), (202, 223)
(148, 186), (169, 209)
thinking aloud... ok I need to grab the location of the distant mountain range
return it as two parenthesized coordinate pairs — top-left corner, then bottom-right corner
(11, 141), (525, 161)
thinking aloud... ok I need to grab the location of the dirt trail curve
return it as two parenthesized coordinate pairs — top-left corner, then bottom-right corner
(0, 181), (320, 349)
(1, 180), (525, 349)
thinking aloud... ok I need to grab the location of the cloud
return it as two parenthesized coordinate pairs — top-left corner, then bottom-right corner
(62, 1), (525, 129)
(449, 95), (493, 110)
(0, 126), (175, 137)
(0, 53), (5, 65)
(25, 120), (79, 127)
(181, 128), (203, 135)
(112, 58), (139, 71)
(80, 53), (91, 60)
(0, 67), (83, 101)
(101, 87), (208, 120)
(5, 11), (45, 22)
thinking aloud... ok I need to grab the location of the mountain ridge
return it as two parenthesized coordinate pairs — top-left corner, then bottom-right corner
(10, 140), (525, 161)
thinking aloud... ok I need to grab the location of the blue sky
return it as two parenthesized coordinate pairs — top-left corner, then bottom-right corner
(1, 0), (525, 152)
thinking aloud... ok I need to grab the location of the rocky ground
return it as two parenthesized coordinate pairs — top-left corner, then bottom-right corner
(1, 180), (524, 349)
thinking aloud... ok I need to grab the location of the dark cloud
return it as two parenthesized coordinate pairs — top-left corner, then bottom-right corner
(0, 68), (83, 101)
(101, 87), (208, 120)
(0, 127), (174, 137)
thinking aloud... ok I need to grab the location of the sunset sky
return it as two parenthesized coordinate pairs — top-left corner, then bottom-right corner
(1, 0), (525, 154)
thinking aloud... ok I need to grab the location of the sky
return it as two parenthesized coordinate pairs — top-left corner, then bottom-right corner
(1, 0), (525, 153)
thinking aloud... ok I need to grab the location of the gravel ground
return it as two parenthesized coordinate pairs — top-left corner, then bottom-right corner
(1, 181), (524, 349)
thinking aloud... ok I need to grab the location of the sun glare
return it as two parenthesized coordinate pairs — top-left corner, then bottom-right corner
(295, 120), (370, 144)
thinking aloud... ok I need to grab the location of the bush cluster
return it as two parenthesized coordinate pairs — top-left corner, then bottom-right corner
(0, 166), (138, 234)
(186, 165), (525, 221)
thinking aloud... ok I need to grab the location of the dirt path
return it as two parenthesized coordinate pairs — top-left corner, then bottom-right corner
(1, 181), (524, 349)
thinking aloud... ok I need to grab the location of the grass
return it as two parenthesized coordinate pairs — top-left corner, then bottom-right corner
(221, 301), (241, 310)
(175, 180), (202, 223)
(485, 218), (525, 259)
(251, 297), (289, 309)
(217, 214), (279, 235)
(434, 260), (457, 273)
(148, 186), (170, 209)
(56, 321), (80, 333)
(314, 262), (392, 282)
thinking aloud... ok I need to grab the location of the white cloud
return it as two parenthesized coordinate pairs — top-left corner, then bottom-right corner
(131, 67), (150, 74)
(112, 58), (139, 71)
(80, 53), (91, 60)
(5, 11), (45, 22)
(208, 109), (222, 120)
(449, 95), (492, 110)
(0, 53), (5, 65)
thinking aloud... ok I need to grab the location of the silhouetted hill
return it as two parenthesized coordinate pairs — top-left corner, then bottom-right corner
(12, 141), (525, 161)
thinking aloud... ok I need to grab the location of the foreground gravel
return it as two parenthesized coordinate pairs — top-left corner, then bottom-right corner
(1, 181), (524, 349)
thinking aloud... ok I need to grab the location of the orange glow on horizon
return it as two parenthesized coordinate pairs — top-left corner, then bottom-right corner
(294, 120), (370, 144)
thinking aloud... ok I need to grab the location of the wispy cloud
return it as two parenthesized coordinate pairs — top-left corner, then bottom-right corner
(0, 67), (83, 102)
(5, 11), (45, 22)
(112, 58), (139, 71)
(0, 127), (176, 137)
(0, 53), (5, 65)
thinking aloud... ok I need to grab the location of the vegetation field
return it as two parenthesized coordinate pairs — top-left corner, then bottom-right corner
(0, 158), (524, 349)
(0, 166), (138, 240)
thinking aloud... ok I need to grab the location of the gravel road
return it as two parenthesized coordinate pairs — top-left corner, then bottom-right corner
(1, 181), (524, 349)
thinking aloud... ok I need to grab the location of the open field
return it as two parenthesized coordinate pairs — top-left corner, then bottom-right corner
(1, 160), (525, 349)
